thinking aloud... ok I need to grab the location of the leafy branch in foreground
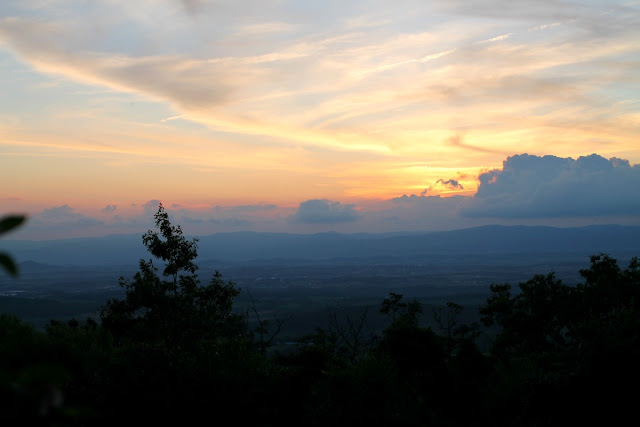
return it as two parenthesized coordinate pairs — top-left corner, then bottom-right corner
(0, 214), (27, 276)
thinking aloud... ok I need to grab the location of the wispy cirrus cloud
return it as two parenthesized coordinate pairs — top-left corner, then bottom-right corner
(359, 48), (456, 75)
(1, 0), (639, 216)
(476, 33), (512, 44)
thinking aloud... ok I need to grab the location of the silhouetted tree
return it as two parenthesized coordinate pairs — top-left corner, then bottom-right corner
(98, 204), (253, 421)
(479, 253), (640, 425)
(101, 203), (246, 363)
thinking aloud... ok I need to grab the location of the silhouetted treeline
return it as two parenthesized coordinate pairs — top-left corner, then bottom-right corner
(1, 206), (639, 425)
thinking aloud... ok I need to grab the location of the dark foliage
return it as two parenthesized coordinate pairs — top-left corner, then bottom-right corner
(0, 214), (26, 276)
(1, 206), (639, 425)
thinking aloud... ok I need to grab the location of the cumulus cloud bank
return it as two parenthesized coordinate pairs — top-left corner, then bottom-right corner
(465, 153), (640, 218)
(7, 153), (640, 240)
(290, 199), (359, 224)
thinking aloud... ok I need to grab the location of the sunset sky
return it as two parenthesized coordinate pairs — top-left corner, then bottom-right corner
(1, 0), (639, 239)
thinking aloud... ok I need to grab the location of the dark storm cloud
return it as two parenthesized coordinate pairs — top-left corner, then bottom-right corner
(290, 199), (359, 224)
(464, 153), (640, 218)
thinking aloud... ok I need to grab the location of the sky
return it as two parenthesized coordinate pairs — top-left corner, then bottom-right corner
(1, 0), (639, 240)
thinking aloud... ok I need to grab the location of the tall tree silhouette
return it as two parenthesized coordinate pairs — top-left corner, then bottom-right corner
(100, 203), (245, 365)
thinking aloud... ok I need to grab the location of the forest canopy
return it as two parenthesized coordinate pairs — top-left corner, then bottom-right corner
(1, 205), (638, 426)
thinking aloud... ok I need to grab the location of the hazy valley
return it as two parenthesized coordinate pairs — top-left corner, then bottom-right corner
(2, 224), (638, 337)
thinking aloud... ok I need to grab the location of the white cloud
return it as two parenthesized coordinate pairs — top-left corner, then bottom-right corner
(465, 153), (640, 218)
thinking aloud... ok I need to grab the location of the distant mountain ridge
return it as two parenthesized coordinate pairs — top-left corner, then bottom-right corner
(4, 224), (639, 267)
